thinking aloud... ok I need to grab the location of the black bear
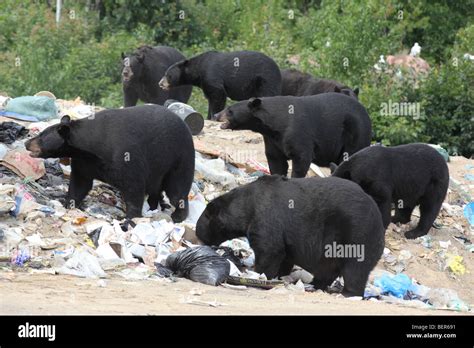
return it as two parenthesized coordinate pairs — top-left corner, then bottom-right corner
(196, 175), (385, 297)
(159, 50), (282, 119)
(25, 105), (195, 222)
(215, 93), (372, 177)
(330, 143), (449, 239)
(281, 68), (359, 99)
(121, 45), (192, 107)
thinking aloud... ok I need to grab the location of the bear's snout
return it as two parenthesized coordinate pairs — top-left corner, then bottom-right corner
(25, 138), (41, 158)
(214, 111), (231, 129)
(159, 77), (170, 90)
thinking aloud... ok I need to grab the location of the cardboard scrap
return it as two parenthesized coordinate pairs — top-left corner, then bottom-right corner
(1, 149), (45, 180)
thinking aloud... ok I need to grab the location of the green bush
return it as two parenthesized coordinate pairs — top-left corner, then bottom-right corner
(419, 23), (474, 157)
(0, 0), (472, 157)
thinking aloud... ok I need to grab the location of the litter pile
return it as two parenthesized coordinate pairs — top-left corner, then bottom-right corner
(0, 93), (473, 313)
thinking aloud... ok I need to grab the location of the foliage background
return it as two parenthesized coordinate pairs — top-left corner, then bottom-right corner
(0, 0), (472, 156)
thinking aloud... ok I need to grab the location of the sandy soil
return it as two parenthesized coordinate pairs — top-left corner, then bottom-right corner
(0, 120), (473, 315)
(0, 272), (465, 315)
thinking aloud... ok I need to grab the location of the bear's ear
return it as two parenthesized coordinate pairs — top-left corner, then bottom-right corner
(329, 162), (338, 174)
(121, 52), (126, 60)
(353, 87), (359, 96)
(58, 115), (71, 138)
(334, 86), (341, 93)
(248, 97), (262, 109)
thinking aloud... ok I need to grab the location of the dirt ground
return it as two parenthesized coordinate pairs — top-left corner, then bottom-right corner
(0, 272), (465, 315)
(1, 120), (473, 315)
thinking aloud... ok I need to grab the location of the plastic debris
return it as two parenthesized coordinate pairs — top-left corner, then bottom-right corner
(374, 273), (412, 298)
(11, 248), (30, 266)
(166, 246), (230, 286)
(0, 122), (28, 144)
(464, 202), (474, 226)
(1, 150), (46, 180)
(419, 235), (432, 248)
(56, 249), (106, 278)
(195, 154), (237, 188)
(446, 255), (466, 276)
(220, 237), (255, 268)
(4, 96), (58, 122)
(427, 288), (470, 312)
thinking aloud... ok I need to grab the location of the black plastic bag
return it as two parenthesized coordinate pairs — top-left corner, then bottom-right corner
(155, 263), (174, 278)
(0, 122), (28, 144)
(213, 246), (244, 269)
(166, 246), (230, 286)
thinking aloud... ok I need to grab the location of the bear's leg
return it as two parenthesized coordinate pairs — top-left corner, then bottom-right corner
(254, 251), (286, 280)
(277, 258), (294, 277)
(291, 156), (312, 178)
(377, 199), (393, 229)
(66, 171), (93, 209)
(205, 87), (227, 120)
(370, 185), (392, 228)
(147, 193), (171, 211)
(248, 227), (287, 279)
(122, 189), (146, 219)
(163, 178), (189, 223)
(310, 259), (340, 291)
(123, 89), (138, 107)
(405, 194), (442, 239)
(263, 136), (288, 176)
(392, 206), (414, 224)
(341, 260), (369, 297)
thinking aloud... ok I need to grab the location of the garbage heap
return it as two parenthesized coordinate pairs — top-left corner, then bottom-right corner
(0, 95), (473, 313)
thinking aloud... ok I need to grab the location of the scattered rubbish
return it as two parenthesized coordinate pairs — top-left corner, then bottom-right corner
(374, 273), (412, 298)
(220, 237), (255, 268)
(427, 288), (470, 312)
(116, 263), (154, 280)
(445, 255), (466, 276)
(181, 296), (223, 307)
(439, 240), (451, 249)
(0, 122), (28, 144)
(464, 202), (474, 227)
(221, 283), (247, 290)
(11, 248), (30, 266)
(309, 163), (326, 178)
(281, 267), (314, 284)
(4, 96), (58, 121)
(164, 99), (204, 135)
(155, 262), (174, 278)
(195, 154), (237, 188)
(166, 246), (230, 286)
(56, 249), (106, 279)
(0, 96), (472, 314)
(97, 279), (107, 287)
(1, 150), (46, 180)
(226, 275), (283, 289)
(419, 235), (432, 248)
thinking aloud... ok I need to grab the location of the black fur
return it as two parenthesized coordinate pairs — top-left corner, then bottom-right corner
(122, 45), (192, 107)
(281, 68), (359, 99)
(160, 50), (282, 119)
(196, 175), (385, 297)
(25, 105), (195, 222)
(215, 93), (372, 177)
(331, 143), (449, 239)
